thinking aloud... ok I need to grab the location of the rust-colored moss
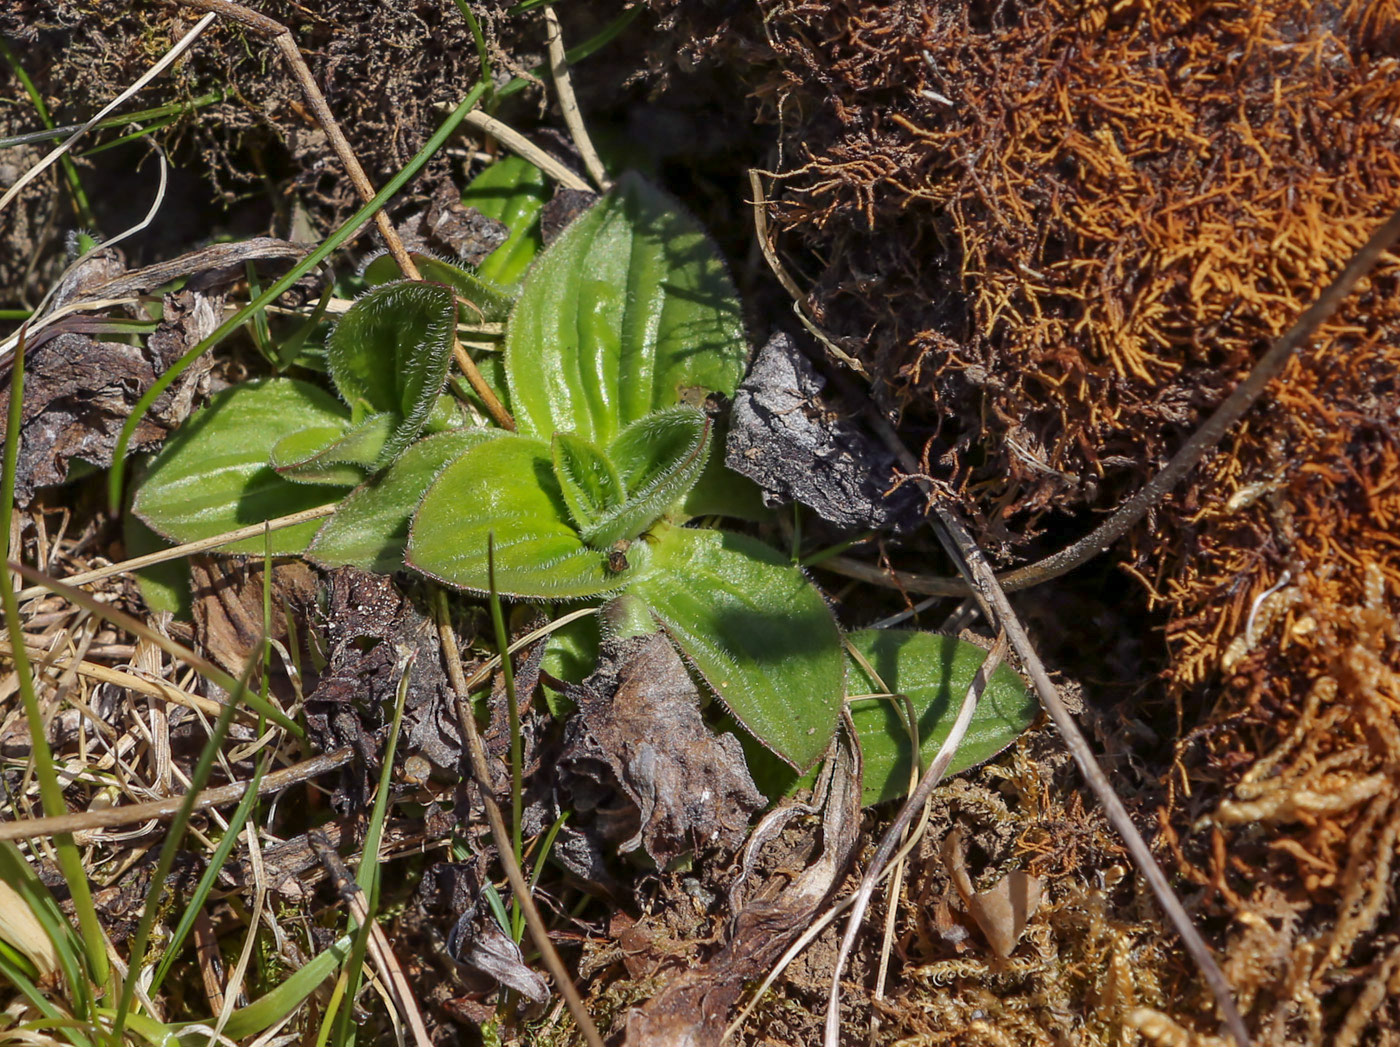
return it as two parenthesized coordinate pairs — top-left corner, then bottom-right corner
(710, 0), (1400, 1041)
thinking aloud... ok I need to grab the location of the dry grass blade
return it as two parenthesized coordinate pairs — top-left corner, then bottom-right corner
(461, 110), (592, 193)
(7, 559), (301, 736)
(823, 632), (1007, 1047)
(434, 592), (606, 1047)
(0, 747), (353, 842)
(544, 6), (610, 192)
(1, 638), (223, 717)
(13, 504), (338, 602)
(748, 170), (869, 377)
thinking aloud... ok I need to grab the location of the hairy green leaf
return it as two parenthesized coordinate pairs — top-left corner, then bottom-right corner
(505, 172), (747, 445)
(362, 252), (516, 323)
(309, 429), (497, 572)
(271, 414), (394, 485)
(845, 629), (1036, 806)
(133, 379), (351, 553)
(631, 525), (844, 771)
(326, 281), (457, 462)
(580, 406), (711, 547)
(551, 430), (624, 531)
(464, 155), (550, 286)
(408, 433), (647, 598)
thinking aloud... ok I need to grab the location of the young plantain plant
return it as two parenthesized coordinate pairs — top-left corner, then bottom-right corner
(134, 161), (1037, 788)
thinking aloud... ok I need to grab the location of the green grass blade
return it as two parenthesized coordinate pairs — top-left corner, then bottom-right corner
(0, 92), (223, 150)
(215, 933), (353, 1041)
(0, 946), (93, 1047)
(0, 842), (93, 1034)
(486, 535), (525, 940)
(0, 332), (110, 993)
(147, 755), (270, 994)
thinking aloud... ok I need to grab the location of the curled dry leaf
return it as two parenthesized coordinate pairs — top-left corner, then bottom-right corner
(725, 332), (921, 532)
(393, 179), (509, 265)
(559, 632), (765, 869)
(304, 570), (460, 807)
(0, 291), (218, 504)
(447, 908), (550, 1004)
(942, 826), (1043, 959)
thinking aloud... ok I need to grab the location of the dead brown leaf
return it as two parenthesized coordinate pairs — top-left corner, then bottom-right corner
(559, 633), (764, 870)
(622, 734), (861, 1047)
(942, 826), (1042, 959)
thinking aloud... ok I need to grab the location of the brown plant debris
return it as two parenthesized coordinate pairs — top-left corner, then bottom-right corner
(0, 290), (220, 504)
(559, 632), (765, 870)
(725, 331), (922, 532)
(622, 736), (860, 1047)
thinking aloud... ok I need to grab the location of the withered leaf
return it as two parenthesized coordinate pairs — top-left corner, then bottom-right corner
(307, 569), (461, 775)
(420, 862), (551, 1005)
(941, 827), (1042, 959)
(396, 179), (509, 265)
(725, 332), (921, 532)
(190, 557), (318, 678)
(0, 290), (219, 505)
(559, 633), (764, 869)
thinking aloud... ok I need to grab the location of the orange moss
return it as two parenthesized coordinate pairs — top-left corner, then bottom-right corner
(738, 0), (1400, 1040)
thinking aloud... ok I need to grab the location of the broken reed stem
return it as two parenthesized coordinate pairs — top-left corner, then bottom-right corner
(0, 747), (354, 842)
(173, 0), (421, 281)
(433, 591), (606, 1047)
(543, 6), (610, 192)
(823, 632), (1008, 1047)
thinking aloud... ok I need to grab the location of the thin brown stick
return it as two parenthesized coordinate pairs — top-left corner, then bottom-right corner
(310, 831), (434, 1047)
(831, 201), (1400, 599)
(543, 6), (610, 192)
(453, 340), (515, 430)
(852, 394), (1254, 1044)
(0, 639), (223, 717)
(0, 747), (354, 841)
(433, 593), (606, 1047)
(173, 0), (421, 281)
